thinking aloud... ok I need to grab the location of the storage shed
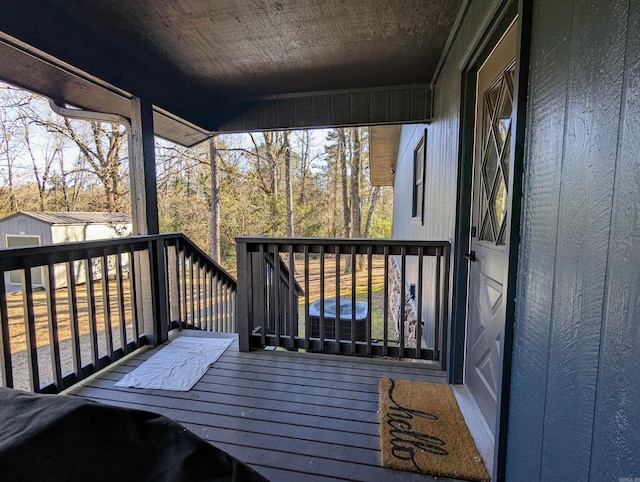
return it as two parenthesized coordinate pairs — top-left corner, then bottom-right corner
(0, 212), (132, 289)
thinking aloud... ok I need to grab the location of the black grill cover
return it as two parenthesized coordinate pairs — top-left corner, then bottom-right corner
(0, 387), (268, 482)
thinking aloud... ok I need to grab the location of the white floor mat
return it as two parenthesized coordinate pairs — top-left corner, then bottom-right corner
(115, 336), (234, 391)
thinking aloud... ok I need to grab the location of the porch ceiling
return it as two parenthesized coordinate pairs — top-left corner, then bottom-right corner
(369, 125), (400, 186)
(0, 0), (462, 145)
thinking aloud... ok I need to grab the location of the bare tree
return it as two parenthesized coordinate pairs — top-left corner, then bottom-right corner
(283, 131), (293, 237)
(350, 128), (362, 239)
(363, 186), (381, 238)
(338, 128), (350, 238)
(36, 115), (128, 212)
(0, 86), (27, 212)
(209, 137), (221, 262)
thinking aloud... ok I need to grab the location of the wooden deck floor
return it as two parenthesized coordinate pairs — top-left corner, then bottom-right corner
(69, 332), (454, 481)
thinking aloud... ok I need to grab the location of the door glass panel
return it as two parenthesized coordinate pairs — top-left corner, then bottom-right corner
(493, 175), (507, 227)
(479, 64), (515, 246)
(482, 138), (499, 199)
(496, 92), (512, 150)
(479, 214), (494, 242)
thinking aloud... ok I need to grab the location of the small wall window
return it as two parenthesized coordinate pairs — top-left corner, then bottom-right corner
(412, 132), (426, 224)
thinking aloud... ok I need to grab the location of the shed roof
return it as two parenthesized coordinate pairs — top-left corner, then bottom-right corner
(0, 1), (464, 143)
(1, 212), (132, 225)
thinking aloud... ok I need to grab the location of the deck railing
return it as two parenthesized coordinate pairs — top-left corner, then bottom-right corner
(0, 233), (235, 394)
(236, 237), (450, 367)
(170, 235), (237, 332)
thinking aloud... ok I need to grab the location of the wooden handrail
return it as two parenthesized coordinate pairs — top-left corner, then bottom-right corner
(235, 237), (451, 364)
(0, 233), (237, 394)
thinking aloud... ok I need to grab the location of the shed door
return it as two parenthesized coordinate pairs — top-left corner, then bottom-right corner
(7, 235), (43, 286)
(465, 22), (516, 436)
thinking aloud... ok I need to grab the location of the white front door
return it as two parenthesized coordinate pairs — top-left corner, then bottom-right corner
(465, 22), (517, 437)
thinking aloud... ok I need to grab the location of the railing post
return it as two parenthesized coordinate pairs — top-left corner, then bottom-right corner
(149, 239), (170, 345)
(166, 243), (180, 325)
(139, 239), (169, 346)
(236, 240), (251, 352)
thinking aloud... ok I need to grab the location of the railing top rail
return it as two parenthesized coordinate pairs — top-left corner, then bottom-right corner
(0, 233), (237, 290)
(176, 235), (237, 289)
(0, 233), (180, 259)
(236, 237), (450, 257)
(235, 236), (450, 248)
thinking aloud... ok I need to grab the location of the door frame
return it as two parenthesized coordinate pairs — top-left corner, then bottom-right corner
(448, 0), (532, 479)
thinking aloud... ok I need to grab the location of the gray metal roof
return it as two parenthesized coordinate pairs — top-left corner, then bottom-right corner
(2, 212), (132, 225)
(0, 0), (463, 142)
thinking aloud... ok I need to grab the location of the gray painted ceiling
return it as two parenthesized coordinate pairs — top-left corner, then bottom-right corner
(0, 0), (462, 144)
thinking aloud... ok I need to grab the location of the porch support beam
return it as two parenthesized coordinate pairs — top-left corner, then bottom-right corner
(129, 98), (168, 346)
(209, 84), (432, 133)
(129, 97), (159, 235)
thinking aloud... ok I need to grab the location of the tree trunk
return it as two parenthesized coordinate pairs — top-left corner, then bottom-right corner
(363, 186), (381, 238)
(298, 131), (310, 204)
(338, 129), (351, 274)
(284, 131), (294, 238)
(209, 137), (221, 263)
(351, 128), (363, 270)
(339, 129), (350, 238)
(351, 128), (362, 239)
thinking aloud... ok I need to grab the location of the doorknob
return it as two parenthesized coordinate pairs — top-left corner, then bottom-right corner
(464, 251), (477, 262)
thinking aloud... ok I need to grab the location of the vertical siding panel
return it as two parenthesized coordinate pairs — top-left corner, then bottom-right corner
(506, 0), (573, 478)
(590, 2), (640, 479)
(541, 1), (627, 480)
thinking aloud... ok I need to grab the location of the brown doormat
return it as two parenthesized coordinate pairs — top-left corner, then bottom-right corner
(379, 378), (490, 482)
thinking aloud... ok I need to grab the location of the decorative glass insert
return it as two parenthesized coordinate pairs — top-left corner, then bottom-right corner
(479, 65), (515, 245)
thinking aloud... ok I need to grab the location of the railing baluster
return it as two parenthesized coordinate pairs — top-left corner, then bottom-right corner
(224, 277), (229, 332)
(189, 253), (195, 327)
(203, 268), (209, 331)
(195, 259), (201, 329)
(101, 253), (113, 356)
(223, 277), (228, 333)
(231, 289), (236, 332)
(383, 246), (389, 356)
(351, 245), (356, 355)
(272, 245), (281, 346)
(227, 279), (232, 332)
(44, 264), (62, 389)
(210, 269), (215, 332)
(366, 246), (372, 356)
(334, 245), (340, 354)
(319, 245), (325, 352)
(416, 247), (424, 360)
(21, 267), (39, 392)
(174, 243), (182, 329)
(0, 265), (13, 388)
(66, 261), (81, 380)
(129, 247), (141, 343)
(85, 258), (99, 366)
(433, 247), (442, 361)
(441, 244), (451, 370)
(181, 247), (187, 327)
(255, 245), (265, 346)
(214, 275), (220, 332)
(288, 244), (296, 350)
(399, 246), (406, 359)
(304, 245), (310, 352)
(115, 250), (127, 348)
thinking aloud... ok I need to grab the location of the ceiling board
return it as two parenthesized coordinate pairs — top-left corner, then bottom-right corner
(0, 0), (462, 139)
